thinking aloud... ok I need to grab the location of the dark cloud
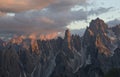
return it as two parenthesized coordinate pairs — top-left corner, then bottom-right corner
(47, 0), (87, 12)
(0, 0), (88, 34)
(107, 19), (120, 27)
(88, 7), (113, 16)
(0, 8), (88, 34)
(0, 0), (88, 35)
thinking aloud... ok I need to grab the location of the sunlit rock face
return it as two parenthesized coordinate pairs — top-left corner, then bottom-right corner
(82, 18), (120, 75)
(64, 29), (72, 49)
(95, 34), (111, 56)
(84, 18), (118, 56)
(0, 18), (120, 77)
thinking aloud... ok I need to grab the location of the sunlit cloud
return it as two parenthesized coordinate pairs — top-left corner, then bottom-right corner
(0, 0), (87, 13)
(0, 0), (119, 39)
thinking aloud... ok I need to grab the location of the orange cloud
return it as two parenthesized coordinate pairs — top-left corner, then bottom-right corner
(39, 32), (58, 40)
(0, 0), (54, 12)
(0, 0), (87, 12)
(0, 11), (6, 16)
(40, 17), (55, 24)
(29, 33), (37, 40)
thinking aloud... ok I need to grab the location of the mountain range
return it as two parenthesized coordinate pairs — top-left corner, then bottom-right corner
(0, 18), (120, 77)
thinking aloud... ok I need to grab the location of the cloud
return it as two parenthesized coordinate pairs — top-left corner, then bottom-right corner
(0, 0), (88, 35)
(2, 0), (113, 36)
(0, 0), (54, 12)
(0, 0), (119, 41)
(0, 0), (113, 35)
(0, 0), (88, 31)
(0, 0), (87, 13)
(107, 19), (120, 27)
(88, 7), (113, 16)
(0, 14), (60, 34)
(0, 9), (87, 34)
(47, 0), (87, 12)
(0, 11), (6, 16)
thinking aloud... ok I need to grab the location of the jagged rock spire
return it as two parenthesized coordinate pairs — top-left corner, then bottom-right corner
(64, 29), (71, 49)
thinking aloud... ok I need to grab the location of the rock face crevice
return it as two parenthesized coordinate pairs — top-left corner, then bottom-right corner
(0, 18), (120, 77)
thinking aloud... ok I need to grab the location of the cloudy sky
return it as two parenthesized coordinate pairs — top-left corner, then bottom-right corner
(0, 0), (120, 35)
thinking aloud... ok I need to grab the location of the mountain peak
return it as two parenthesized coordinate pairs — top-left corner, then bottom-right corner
(88, 18), (108, 35)
(91, 18), (104, 23)
(83, 18), (114, 56)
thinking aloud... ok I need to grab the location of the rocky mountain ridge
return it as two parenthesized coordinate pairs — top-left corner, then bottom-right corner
(0, 18), (120, 77)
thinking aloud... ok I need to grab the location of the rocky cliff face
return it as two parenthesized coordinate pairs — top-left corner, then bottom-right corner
(0, 18), (120, 77)
(81, 18), (120, 77)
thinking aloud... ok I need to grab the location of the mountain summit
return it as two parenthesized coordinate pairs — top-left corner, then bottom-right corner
(87, 18), (108, 36)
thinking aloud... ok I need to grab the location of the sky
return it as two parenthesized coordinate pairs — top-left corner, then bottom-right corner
(0, 0), (120, 37)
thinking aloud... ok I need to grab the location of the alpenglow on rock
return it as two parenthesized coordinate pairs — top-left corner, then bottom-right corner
(0, 18), (120, 77)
